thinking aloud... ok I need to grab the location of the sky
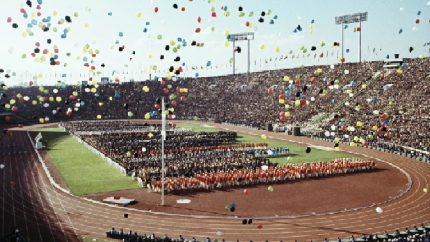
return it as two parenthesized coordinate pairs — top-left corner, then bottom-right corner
(0, 0), (429, 86)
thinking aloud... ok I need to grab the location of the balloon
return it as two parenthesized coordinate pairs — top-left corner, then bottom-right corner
(243, 189), (249, 195)
(127, 111), (134, 118)
(267, 186), (274, 192)
(96, 115), (102, 119)
(142, 86), (150, 92)
(0, 164), (4, 169)
(375, 207), (383, 214)
(424, 188), (428, 193)
(260, 134), (267, 140)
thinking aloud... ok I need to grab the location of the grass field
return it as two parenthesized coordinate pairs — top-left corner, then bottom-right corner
(177, 122), (359, 164)
(33, 128), (139, 196)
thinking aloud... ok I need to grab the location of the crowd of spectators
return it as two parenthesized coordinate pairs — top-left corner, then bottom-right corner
(106, 224), (430, 242)
(2, 58), (429, 154)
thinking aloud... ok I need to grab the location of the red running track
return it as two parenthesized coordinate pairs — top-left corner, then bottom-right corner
(0, 122), (429, 242)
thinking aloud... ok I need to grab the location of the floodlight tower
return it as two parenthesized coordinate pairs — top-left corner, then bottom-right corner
(335, 12), (368, 62)
(227, 32), (254, 75)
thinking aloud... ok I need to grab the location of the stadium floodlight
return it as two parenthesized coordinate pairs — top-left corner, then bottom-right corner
(227, 32), (254, 75)
(335, 12), (368, 62)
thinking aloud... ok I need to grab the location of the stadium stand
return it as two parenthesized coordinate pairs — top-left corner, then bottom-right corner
(106, 225), (430, 242)
(1, 58), (429, 156)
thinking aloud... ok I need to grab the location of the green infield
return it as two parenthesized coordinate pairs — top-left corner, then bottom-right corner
(177, 122), (360, 164)
(34, 128), (139, 196)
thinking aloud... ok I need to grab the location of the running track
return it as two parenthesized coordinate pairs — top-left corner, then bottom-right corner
(0, 122), (429, 242)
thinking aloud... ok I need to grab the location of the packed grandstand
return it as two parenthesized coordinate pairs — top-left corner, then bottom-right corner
(1, 0), (430, 242)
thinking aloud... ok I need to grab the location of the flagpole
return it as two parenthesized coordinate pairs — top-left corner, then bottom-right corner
(161, 97), (166, 206)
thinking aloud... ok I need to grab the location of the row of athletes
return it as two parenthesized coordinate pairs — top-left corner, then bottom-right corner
(149, 159), (376, 192)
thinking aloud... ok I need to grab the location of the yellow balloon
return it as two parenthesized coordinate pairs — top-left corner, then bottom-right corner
(145, 113), (150, 120)
(9, 99), (16, 105)
(49, 97), (54, 102)
(260, 134), (267, 140)
(96, 115), (102, 119)
(56, 97), (62, 102)
(278, 99), (285, 104)
(295, 100), (301, 106)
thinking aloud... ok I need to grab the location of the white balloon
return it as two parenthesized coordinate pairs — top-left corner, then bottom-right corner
(0, 164), (5, 169)
(375, 207), (383, 214)
(267, 150), (274, 156)
(261, 165), (269, 171)
(215, 231), (222, 236)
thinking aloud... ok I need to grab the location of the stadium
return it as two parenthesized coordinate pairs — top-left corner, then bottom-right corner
(0, 0), (429, 242)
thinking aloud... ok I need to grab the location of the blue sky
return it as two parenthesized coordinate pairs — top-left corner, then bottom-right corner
(0, 0), (429, 85)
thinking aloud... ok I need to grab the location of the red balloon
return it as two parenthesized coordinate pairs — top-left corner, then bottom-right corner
(415, 19), (420, 24)
(154, 7), (159, 13)
(11, 106), (17, 112)
(300, 99), (307, 106)
(245, 21), (250, 27)
(211, 12), (217, 17)
(179, 96), (187, 102)
(154, 103), (161, 109)
(279, 111), (285, 117)
(171, 100), (177, 106)
(278, 94), (285, 100)
(197, 17), (201, 23)
(267, 88), (273, 95)
(163, 88), (169, 94)
(195, 28), (201, 33)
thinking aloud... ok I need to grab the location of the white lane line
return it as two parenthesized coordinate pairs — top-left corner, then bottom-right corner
(1, 141), (6, 236)
(24, 138), (57, 242)
(14, 147), (30, 240)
